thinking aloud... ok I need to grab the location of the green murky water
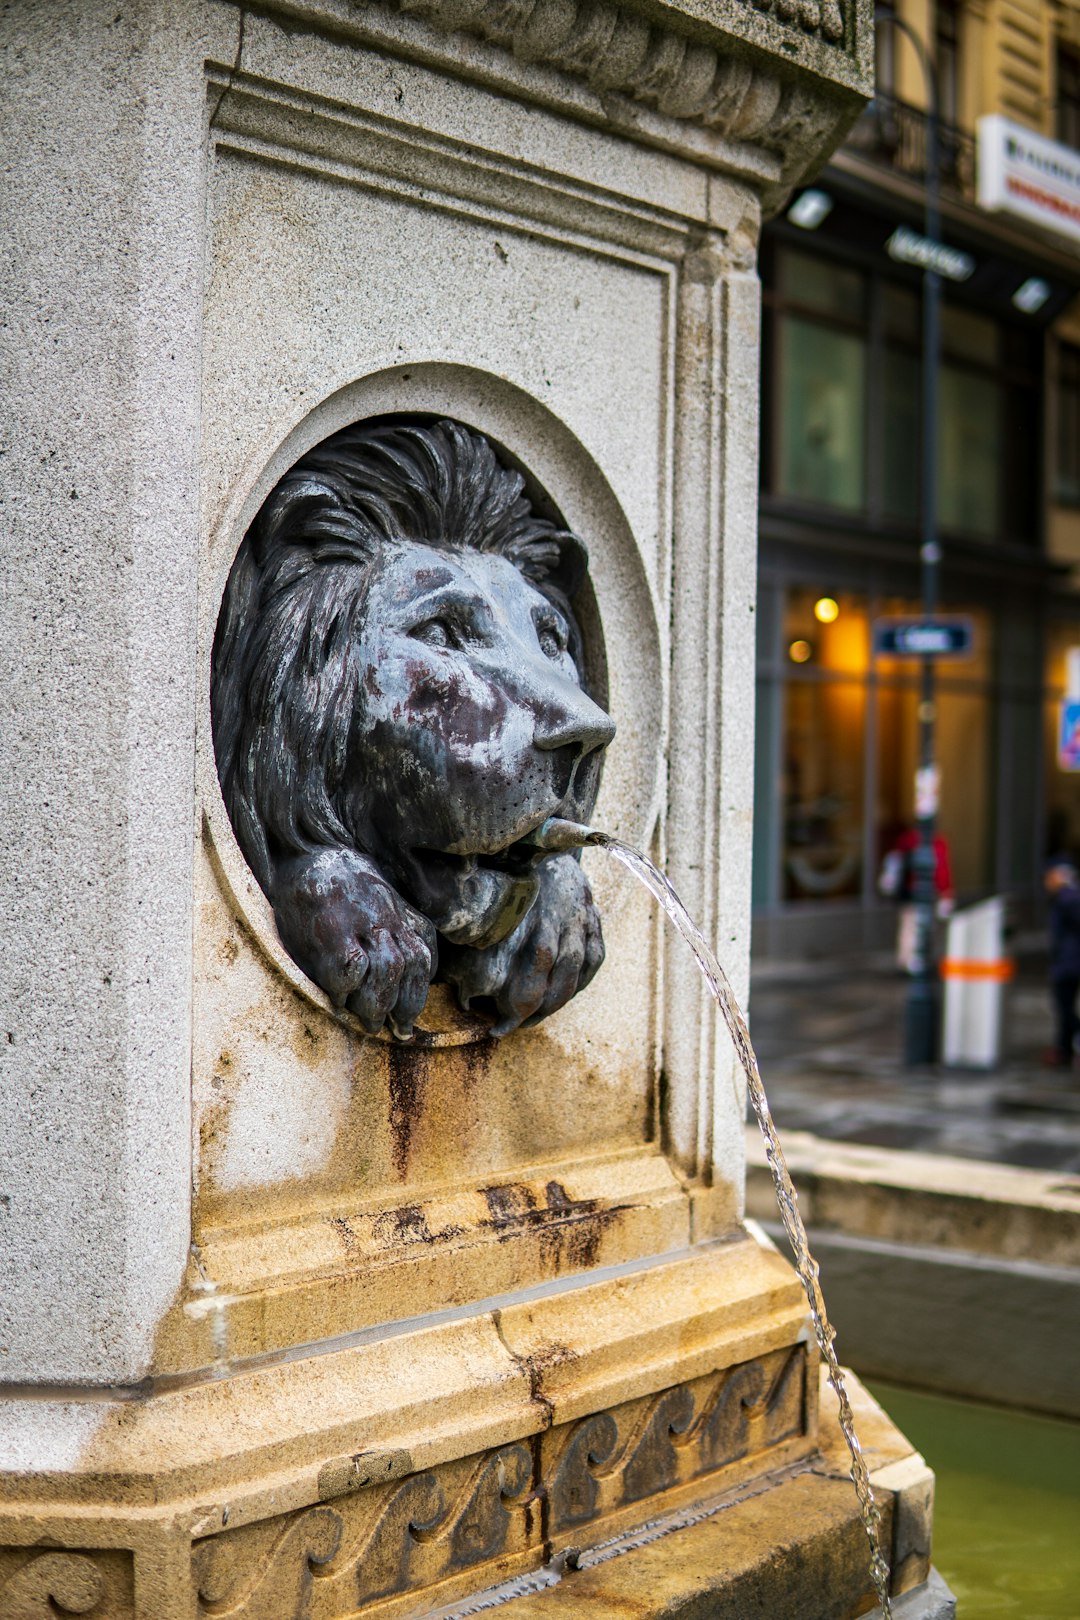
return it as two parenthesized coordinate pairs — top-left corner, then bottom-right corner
(867, 1382), (1080, 1619)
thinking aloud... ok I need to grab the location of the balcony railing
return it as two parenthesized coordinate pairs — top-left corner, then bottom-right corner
(845, 93), (977, 202)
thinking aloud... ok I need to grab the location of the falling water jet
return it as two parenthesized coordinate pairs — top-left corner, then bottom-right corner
(525, 817), (894, 1617)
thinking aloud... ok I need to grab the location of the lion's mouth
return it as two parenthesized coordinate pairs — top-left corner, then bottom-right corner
(401, 820), (555, 948)
(413, 832), (546, 885)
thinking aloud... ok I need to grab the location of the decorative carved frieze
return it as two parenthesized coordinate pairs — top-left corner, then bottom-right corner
(190, 1347), (808, 1618)
(193, 1445), (537, 1618)
(543, 1343), (806, 1532)
(378, 0), (856, 160)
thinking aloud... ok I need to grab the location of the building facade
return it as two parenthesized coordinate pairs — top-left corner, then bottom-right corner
(752, 0), (1080, 956)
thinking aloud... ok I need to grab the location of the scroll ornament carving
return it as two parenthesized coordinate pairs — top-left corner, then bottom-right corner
(0, 1550), (131, 1620)
(547, 1345), (805, 1530)
(193, 1443), (535, 1617)
(191, 1351), (806, 1619)
(386, 0), (846, 151)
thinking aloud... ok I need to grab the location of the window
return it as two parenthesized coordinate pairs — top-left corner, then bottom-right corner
(875, 22), (896, 102)
(772, 250), (868, 513)
(1044, 621), (1080, 862)
(938, 365), (1001, 537)
(935, 0), (961, 128)
(780, 591), (869, 901)
(777, 320), (866, 510)
(754, 584), (997, 906)
(1057, 45), (1080, 152)
(763, 241), (1040, 544)
(1057, 341), (1080, 505)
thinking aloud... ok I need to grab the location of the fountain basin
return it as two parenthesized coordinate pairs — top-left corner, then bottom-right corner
(747, 1132), (1080, 1419)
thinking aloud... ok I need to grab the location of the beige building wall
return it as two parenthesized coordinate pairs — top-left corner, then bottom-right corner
(892, 0), (1080, 133)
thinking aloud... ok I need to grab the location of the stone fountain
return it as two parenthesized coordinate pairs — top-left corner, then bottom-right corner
(1, 1), (951, 1615)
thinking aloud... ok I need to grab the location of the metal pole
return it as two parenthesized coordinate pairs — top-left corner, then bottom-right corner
(875, 8), (941, 1063)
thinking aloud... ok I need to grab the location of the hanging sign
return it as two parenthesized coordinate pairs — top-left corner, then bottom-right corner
(873, 617), (973, 657)
(885, 225), (975, 282)
(977, 115), (1080, 247)
(1058, 701), (1080, 772)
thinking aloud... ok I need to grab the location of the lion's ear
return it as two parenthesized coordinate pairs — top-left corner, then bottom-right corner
(256, 476), (366, 563)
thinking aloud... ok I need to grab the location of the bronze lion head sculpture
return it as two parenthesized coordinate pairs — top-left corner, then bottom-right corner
(211, 418), (615, 1041)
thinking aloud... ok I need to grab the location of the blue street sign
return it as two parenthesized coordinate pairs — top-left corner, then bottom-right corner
(872, 617), (974, 658)
(1059, 701), (1080, 772)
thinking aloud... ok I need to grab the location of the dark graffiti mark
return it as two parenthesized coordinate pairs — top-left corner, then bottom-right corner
(479, 1179), (624, 1271)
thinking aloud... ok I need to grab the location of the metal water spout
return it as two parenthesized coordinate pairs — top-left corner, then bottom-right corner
(521, 817), (599, 852)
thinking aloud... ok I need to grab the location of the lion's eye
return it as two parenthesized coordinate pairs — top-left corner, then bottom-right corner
(536, 615), (568, 661)
(414, 619), (453, 649)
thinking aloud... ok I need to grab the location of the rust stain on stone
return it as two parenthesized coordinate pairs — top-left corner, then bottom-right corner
(386, 1045), (429, 1178)
(460, 1036), (497, 1090)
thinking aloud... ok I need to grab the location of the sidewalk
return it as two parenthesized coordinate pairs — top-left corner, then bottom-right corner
(747, 943), (1080, 1175)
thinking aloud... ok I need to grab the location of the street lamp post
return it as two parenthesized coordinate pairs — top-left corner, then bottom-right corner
(875, 8), (942, 1065)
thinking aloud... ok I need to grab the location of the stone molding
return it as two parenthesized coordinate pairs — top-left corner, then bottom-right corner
(244, 0), (871, 196)
(0, 1360), (938, 1620)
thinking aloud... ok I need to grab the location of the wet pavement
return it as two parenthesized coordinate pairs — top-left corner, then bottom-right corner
(747, 939), (1080, 1175)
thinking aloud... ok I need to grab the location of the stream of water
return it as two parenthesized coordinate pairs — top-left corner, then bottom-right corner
(569, 827), (894, 1617)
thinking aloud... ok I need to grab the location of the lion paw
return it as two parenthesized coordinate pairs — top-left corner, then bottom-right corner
(272, 849), (437, 1040)
(441, 854), (603, 1036)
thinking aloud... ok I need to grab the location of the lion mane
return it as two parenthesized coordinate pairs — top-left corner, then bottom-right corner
(211, 418), (589, 905)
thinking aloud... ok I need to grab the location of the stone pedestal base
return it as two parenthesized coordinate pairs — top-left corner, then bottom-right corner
(0, 1231), (935, 1620)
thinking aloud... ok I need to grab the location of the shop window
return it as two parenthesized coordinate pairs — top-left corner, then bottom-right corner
(1057, 341), (1080, 506)
(1044, 622), (1080, 860)
(777, 319), (866, 510)
(756, 586), (997, 910)
(875, 601), (993, 895)
(876, 684), (991, 894)
(782, 680), (866, 902)
(780, 591), (868, 903)
(783, 588), (870, 675)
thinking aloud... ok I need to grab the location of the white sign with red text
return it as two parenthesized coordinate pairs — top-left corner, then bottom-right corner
(977, 115), (1080, 246)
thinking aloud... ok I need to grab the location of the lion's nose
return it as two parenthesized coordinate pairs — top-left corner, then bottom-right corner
(533, 682), (615, 761)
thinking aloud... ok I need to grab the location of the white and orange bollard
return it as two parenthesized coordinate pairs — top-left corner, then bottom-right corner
(941, 896), (1013, 1068)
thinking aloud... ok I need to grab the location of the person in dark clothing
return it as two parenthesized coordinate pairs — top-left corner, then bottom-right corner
(1045, 856), (1080, 1067)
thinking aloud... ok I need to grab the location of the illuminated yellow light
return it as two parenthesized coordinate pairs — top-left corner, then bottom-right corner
(789, 639), (813, 663)
(814, 596), (839, 624)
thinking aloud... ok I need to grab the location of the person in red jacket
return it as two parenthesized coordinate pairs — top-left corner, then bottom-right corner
(879, 827), (954, 972)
